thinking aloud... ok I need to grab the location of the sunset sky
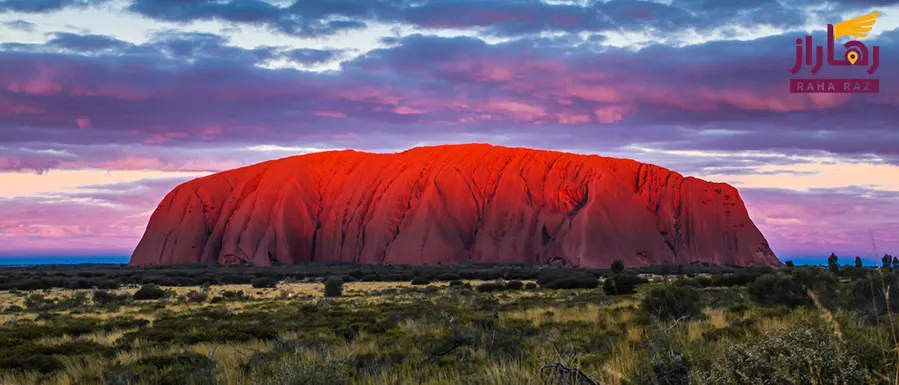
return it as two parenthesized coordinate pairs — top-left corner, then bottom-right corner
(0, 0), (897, 263)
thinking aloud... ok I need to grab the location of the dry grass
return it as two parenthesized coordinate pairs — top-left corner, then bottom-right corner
(505, 303), (608, 327)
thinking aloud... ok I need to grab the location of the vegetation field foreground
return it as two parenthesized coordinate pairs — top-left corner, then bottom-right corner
(2, 261), (899, 385)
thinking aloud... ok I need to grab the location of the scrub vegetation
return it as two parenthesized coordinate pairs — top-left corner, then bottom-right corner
(1, 258), (898, 385)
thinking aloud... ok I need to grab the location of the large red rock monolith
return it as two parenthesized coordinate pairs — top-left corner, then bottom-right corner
(129, 144), (780, 267)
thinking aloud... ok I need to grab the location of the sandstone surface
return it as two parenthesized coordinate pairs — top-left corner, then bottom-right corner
(129, 144), (781, 267)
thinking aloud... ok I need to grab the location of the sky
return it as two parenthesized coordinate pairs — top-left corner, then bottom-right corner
(0, 0), (897, 264)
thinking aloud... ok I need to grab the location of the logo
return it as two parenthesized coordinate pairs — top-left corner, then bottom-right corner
(790, 12), (881, 94)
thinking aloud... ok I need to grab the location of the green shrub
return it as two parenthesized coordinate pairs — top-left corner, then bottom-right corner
(748, 267), (838, 308)
(476, 282), (505, 293)
(251, 277), (278, 289)
(602, 274), (648, 295)
(323, 276), (343, 297)
(611, 259), (625, 275)
(410, 277), (431, 285)
(186, 290), (208, 303)
(525, 282), (537, 290)
(93, 290), (129, 306)
(448, 280), (464, 287)
(698, 325), (864, 384)
(24, 293), (46, 309)
(3, 305), (23, 313)
(852, 271), (899, 316)
(0, 340), (106, 374)
(641, 284), (703, 321)
(133, 284), (168, 301)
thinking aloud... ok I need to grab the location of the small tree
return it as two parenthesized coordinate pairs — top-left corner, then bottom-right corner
(785, 260), (795, 267)
(893, 256), (899, 270)
(855, 256), (863, 268)
(827, 253), (839, 273)
(611, 260), (625, 275)
(323, 276), (343, 297)
(883, 254), (892, 269)
(660, 263), (672, 279)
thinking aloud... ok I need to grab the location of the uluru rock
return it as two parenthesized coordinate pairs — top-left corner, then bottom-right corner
(129, 144), (780, 268)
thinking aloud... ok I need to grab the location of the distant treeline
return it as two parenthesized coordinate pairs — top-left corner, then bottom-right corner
(0, 261), (748, 291)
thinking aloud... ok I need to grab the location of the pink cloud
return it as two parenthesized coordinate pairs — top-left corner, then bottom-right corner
(76, 117), (91, 129)
(593, 105), (634, 123)
(393, 105), (426, 115)
(144, 132), (188, 144)
(481, 99), (548, 121)
(69, 86), (154, 101)
(742, 189), (899, 258)
(7, 79), (63, 96)
(314, 110), (348, 118)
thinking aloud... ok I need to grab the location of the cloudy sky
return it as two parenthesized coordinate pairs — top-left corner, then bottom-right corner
(0, 0), (897, 263)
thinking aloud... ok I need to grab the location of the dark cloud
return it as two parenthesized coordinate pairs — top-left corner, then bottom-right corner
(0, 0), (107, 13)
(116, 0), (899, 39)
(128, 0), (371, 37)
(47, 32), (133, 52)
(1, 19), (35, 31)
(272, 18), (367, 37)
(147, 31), (280, 63)
(283, 48), (342, 64)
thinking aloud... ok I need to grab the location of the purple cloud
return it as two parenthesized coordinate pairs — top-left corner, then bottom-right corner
(0, 0), (108, 13)
(0, 26), (896, 171)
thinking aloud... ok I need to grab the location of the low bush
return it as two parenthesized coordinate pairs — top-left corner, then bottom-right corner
(251, 277), (278, 289)
(748, 267), (838, 308)
(476, 282), (505, 293)
(0, 340), (107, 374)
(448, 280), (464, 287)
(93, 290), (130, 306)
(105, 352), (218, 385)
(410, 277), (431, 285)
(23, 293), (46, 310)
(185, 290), (208, 303)
(851, 271), (899, 316)
(133, 284), (168, 301)
(602, 274), (649, 295)
(525, 282), (538, 290)
(3, 305), (23, 313)
(641, 284), (703, 321)
(698, 325), (864, 384)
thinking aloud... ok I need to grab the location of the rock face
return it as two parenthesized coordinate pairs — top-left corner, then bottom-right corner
(130, 144), (780, 268)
